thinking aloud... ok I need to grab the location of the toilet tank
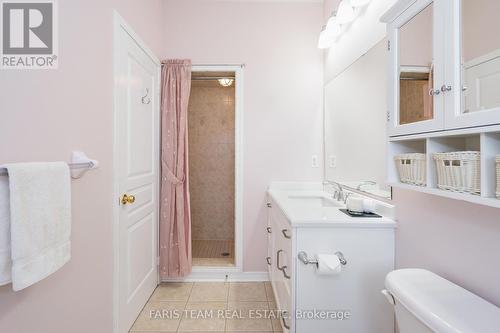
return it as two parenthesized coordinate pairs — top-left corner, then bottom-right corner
(384, 269), (500, 333)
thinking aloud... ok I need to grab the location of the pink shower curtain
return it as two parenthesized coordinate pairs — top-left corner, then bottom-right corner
(159, 59), (192, 278)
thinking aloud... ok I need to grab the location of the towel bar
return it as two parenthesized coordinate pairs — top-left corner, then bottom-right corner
(0, 161), (96, 176)
(0, 151), (98, 178)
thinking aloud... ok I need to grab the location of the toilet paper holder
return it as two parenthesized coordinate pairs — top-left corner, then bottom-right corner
(298, 251), (347, 267)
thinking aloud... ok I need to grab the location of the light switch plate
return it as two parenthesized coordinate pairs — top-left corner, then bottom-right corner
(329, 155), (336, 168)
(312, 155), (319, 168)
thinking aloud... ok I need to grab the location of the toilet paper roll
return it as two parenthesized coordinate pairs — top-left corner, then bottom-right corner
(316, 254), (342, 275)
(363, 199), (376, 213)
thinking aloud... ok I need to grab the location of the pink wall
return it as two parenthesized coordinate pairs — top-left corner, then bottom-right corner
(394, 188), (500, 306)
(161, 0), (324, 272)
(0, 1), (164, 332)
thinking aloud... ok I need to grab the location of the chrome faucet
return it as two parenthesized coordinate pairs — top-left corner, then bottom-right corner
(356, 180), (377, 191)
(342, 192), (353, 204)
(323, 180), (345, 202)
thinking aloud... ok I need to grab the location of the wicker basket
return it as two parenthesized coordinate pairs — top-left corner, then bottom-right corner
(433, 151), (480, 195)
(395, 153), (426, 186)
(496, 155), (500, 199)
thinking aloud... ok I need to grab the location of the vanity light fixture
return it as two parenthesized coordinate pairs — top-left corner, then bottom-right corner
(218, 78), (234, 87)
(318, 0), (371, 49)
(336, 0), (355, 24)
(350, 0), (371, 7)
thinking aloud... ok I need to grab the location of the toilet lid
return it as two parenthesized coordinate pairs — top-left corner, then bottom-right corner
(386, 269), (500, 333)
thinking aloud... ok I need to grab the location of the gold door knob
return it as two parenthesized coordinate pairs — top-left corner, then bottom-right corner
(121, 194), (136, 205)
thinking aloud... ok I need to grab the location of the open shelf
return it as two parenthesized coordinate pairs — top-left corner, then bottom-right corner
(388, 130), (500, 208)
(388, 182), (500, 208)
(387, 139), (426, 184)
(427, 134), (480, 189)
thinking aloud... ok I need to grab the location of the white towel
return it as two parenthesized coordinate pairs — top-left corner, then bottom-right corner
(0, 162), (71, 291)
(0, 175), (12, 285)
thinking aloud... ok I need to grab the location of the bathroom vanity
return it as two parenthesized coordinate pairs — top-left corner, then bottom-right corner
(266, 182), (396, 333)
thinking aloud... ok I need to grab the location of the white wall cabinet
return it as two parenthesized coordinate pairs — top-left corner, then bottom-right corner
(383, 0), (500, 137)
(384, 0), (500, 207)
(266, 193), (395, 333)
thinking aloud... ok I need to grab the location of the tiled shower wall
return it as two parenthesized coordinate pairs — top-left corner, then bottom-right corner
(188, 81), (235, 240)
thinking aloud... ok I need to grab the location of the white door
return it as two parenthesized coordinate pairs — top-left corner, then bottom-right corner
(114, 15), (160, 333)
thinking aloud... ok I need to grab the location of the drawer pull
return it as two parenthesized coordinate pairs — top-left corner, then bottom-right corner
(281, 229), (291, 239)
(266, 227), (272, 234)
(282, 316), (290, 330)
(281, 266), (291, 279)
(277, 249), (285, 270)
(277, 250), (291, 279)
(266, 256), (272, 265)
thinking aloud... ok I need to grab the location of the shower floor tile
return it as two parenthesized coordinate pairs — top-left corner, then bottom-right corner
(192, 239), (234, 267)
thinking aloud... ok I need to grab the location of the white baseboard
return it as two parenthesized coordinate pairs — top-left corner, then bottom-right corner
(162, 270), (269, 282)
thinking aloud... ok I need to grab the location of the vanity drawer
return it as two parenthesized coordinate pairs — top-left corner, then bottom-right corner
(272, 279), (291, 332)
(278, 287), (292, 333)
(271, 205), (293, 292)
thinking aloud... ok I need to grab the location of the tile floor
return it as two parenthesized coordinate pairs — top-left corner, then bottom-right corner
(129, 281), (282, 333)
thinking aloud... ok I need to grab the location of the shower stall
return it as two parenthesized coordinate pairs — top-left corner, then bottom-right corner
(188, 69), (238, 267)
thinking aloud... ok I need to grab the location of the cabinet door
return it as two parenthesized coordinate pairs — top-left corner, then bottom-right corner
(387, 0), (446, 136)
(443, 0), (500, 129)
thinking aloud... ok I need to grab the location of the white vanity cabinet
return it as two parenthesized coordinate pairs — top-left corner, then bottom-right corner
(266, 188), (396, 333)
(266, 197), (293, 332)
(383, 0), (500, 137)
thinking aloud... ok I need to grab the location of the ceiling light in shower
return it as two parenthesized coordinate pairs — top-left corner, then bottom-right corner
(336, 0), (355, 24)
(218, 78), (234, 87)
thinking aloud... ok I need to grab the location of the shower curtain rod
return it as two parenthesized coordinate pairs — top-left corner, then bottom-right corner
(191, 76), (235, 81)
(161, 63), (245, 68)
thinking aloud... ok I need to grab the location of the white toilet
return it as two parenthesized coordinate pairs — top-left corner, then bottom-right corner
(382, 269), (500, 333)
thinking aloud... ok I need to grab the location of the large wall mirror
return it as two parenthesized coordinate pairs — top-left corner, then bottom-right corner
(324, 40), (392, 200)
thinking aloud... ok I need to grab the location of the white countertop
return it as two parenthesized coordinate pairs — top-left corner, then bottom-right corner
(267, 182), (396, 228)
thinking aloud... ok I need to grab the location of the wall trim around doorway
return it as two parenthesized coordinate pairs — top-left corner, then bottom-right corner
(182, 64), (245, 276)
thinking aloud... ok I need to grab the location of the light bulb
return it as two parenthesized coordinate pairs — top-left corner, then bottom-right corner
(336, 0), (355, 24)
(218, 78), (234, 87)
(318, 27), (334, 49)
(326, 16), (341, 37)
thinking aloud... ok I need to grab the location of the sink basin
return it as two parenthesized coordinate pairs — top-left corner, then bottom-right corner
(287, 195), (340, 208)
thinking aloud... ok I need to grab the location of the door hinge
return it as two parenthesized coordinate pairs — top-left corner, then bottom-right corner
(387, 111), (391, 122)
(156, 256), (160, 267)
(266, 202), (272, 208)
(387, 40), (391, 51)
